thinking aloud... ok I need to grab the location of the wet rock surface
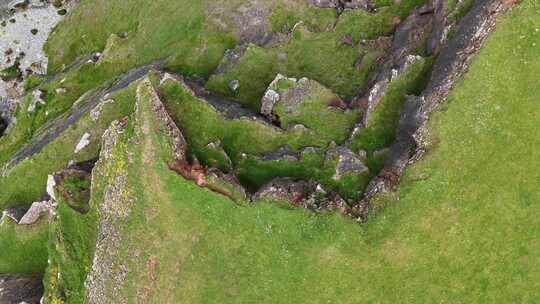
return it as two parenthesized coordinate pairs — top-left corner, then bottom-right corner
(0, 273), (43, 304)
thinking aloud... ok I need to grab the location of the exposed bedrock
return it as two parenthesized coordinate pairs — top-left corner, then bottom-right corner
(353, 0), (447, 126)
(0, 273), (43, 304)
(253, 177), (348, 212)
(308, 0), (373, 11)
(2, 61), (165, 175)
(353, 0), (516, 220)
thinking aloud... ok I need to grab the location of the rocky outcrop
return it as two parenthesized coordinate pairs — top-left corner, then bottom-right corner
(258, 145), (299, 162)
(144, 78), (188, 161)
(353, 1), (439, 126)
(354, 0), (516, 220)
(325, 145), (369, 181)
(85, 119), (131, 304)
(233, 0), (273, 45)
(74, 132), (91, 153)
(253, 177), (309, 204)
(18, 199), (56, 225)
(308, 0), (373, 11)
(260, 74), (353, 137)
(2, 61), (165, 175)
(253, 177), (348, 212)
(0, 273), (43, 304)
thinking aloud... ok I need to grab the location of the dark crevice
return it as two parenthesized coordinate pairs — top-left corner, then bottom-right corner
(351, 0), (516, 221)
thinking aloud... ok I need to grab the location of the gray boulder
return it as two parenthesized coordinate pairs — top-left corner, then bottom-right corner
(18, 199), (55, 225)
(326, 146), (369, 180)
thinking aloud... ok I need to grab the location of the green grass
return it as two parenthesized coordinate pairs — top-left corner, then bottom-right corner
(44, 198), (98, 304)
(271, 78), (360, 142)
(0, 219), (49, 273)
(89, 2), (539, 302)
(351, 57), (433, 173)
(160, 78), (368, 198)
(0, 83), (136, 211)
(1, 0), (538, 302)
(160, 78), (330, 163)
(206, 1), (427, 111)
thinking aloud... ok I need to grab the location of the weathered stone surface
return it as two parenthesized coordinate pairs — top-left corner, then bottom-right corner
(144, 78), (188, 161)
(253, 177), (308, 204)
(0, 0), (67, 110)
(353, 0), (434, 125)
(260, 74), (347, 128)
(326, 146), (369, 180)
(18, 199), (55, 225)
(233, 0), (273, 45)
(214, 45), (248, 75)
(205, 168), (247, 203)
(74, 132), (91, 153)
(308, 0), (372, 10)
(85, 119), (131, 304)
(259, 145), (299, 162)
(90, 98), (115, 122)
(3, 61), (165, 175)
(302, 184), (348, 212)
(253, 178), (349, 213)
(0, 273), (43, 304)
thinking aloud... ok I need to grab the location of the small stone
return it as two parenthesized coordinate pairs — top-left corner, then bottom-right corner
(27, 90), (45, 112)
(326, 146), (369, 180)
(47, 174), (57, 201)
(55, 87), (66, 94)
(341, 34), (354, 46)
(228, 79), (240, 92)
(57, 8), (67, 15)
(357, 149), (368, 161)
(74, 133), (91, 153)
(260, 89), (280, 116)
(30, 28), (38, 35)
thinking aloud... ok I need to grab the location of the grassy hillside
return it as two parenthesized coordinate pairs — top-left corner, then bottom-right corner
(44, 2), (539, 300)
(0, 0), (538, 302)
